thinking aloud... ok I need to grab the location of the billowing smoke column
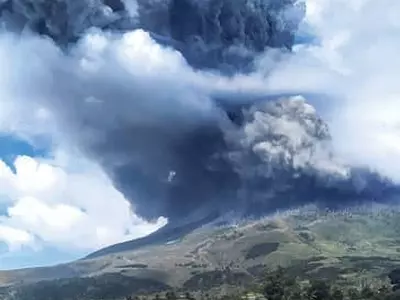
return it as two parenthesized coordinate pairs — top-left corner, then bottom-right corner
(223, 96), (396, 214)
(0, 0), (304, 71)
(0, 0), (396, 240)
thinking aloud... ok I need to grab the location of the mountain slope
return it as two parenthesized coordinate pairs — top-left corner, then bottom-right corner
(2, 204), (400, 296)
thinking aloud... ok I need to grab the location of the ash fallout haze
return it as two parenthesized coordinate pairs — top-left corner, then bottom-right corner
(0, 0), (399, 269)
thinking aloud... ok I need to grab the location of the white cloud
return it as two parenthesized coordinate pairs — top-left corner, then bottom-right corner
(0, 225), (33, 251)
(0, 153), (167, 252)
(260, 0), (400, 182)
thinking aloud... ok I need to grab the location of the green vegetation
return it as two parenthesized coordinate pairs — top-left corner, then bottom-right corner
(257, 267), (396, 300)
(116, 264), (148, 269)
(0, 273), (169, 300)
(183, 268), (250, 290)
(136, 267), (400, 300)
(245, 243), (280, 260)
(2, 266), (400, 300)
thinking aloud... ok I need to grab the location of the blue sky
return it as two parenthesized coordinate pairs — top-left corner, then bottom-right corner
(0, 135), (48, 170)
(0, 135), (47, 216)
(0, 136), (53, 269)
(0, 134), (167, 269)
(0, 133), (166, 270)
(1, 245), (81, 270)
(0, 136), (76, 270)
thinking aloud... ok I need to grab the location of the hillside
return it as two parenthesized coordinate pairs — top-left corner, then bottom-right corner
(1, 204), (400, 299)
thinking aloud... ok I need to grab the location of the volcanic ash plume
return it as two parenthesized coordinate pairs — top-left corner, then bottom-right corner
(0, 0), (396, 233)
(0, 0), (305, 71)
(225, 96), (347, 180)
(221, 96), (393, 215)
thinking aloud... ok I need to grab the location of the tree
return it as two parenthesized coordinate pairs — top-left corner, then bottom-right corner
(166, 291), (178, 300)
(305, 280), (331, 300)
(347, 288), (361, 300)
(262, 267), (286, 300)
(360, 286), (375, 299)
(377, 285), (392, 300)
(331, 287), (344, 300)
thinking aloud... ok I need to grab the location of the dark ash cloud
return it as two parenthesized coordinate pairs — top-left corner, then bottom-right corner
(0, 0), (398, 251)
(0, 0), (305, 71)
